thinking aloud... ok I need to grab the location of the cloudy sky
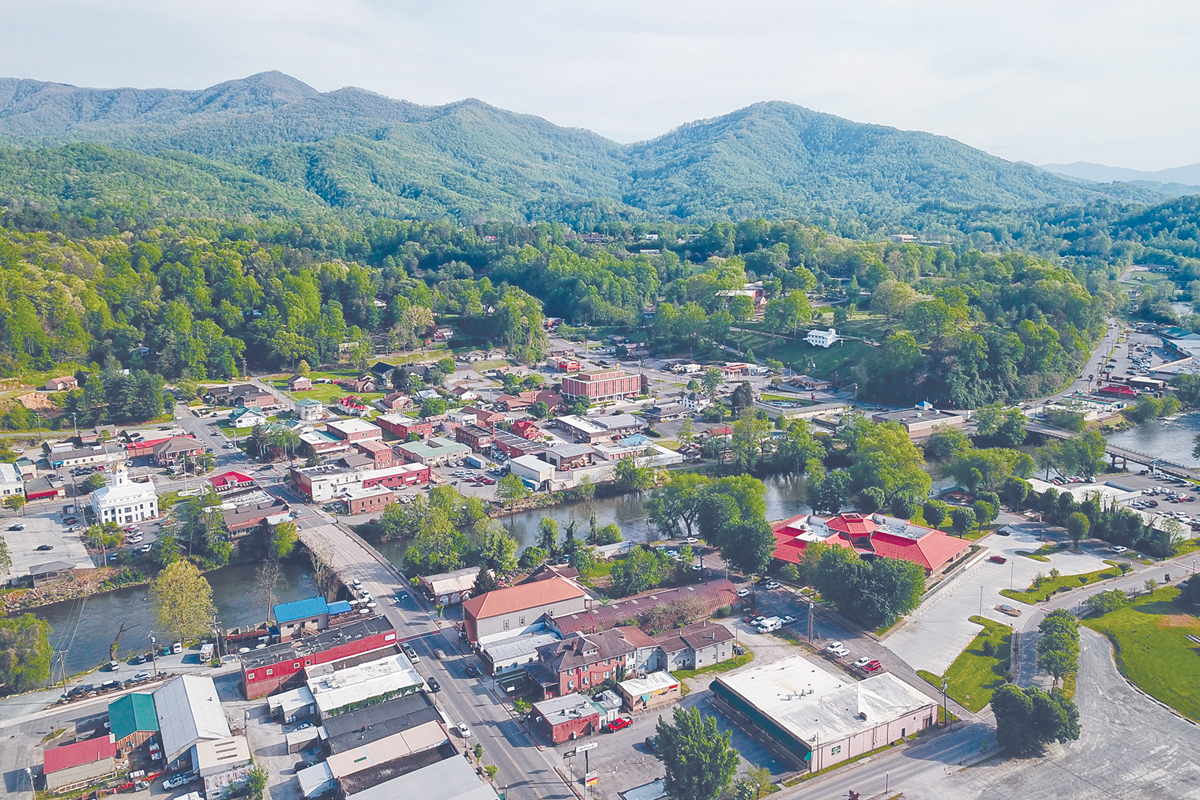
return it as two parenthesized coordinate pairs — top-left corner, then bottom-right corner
(3, 0), (1199, 170)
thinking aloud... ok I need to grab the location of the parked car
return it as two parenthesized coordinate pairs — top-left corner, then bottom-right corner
(465, 663), (481, 678)
(989, 555), (1007, 564)
(403, 645), (420, 663)
(427, 677), (441, 692)
(853, 656), (872, 668)
(162, 773), (196, 790)
(644, 735), (658, 752)
(829, 646), (851, 658)
(35, 544), (53, 551)
(457, 722), (471, 737)
(736, 588), (750, 598)
(863, 660), (883, 673)
(605, 717), (633, 733)
(1111, 545), (1128, 554)
(133, 671), (152, 682)
(824, 641), (844, 653)
(8, 523), (24, 531)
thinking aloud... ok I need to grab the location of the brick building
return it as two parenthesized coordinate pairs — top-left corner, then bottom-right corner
(354, 439), (394, 470)
(560, 369), (646, 402)
(376, 415), (434, 440)
(462, 576), (589, 645)
(531, 694), (603, 744)
(455, 424), (494, 453)
(240, 616), (397, 699)
(325, 418), (383, 442)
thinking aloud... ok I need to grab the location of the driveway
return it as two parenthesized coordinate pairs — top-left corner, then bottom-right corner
(884, 524), (1119, 675)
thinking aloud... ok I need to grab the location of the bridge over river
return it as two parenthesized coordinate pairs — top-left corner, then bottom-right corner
(1026, 421), (1200, 482)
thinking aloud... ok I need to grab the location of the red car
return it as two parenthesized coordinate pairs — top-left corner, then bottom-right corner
(863, 661), (882, 673)
(989, 555), (1007, 564)
(605, 717), (632, 733)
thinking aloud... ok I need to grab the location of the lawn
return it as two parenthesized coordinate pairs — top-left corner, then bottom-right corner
(269, 376), (388, 406)
(1015, 544), (1057, 562)
(671, 646), (754, 681)
(1001, 561), (1124, 604)
(1084, 586), (1200, 721)
(727, 327), (869, 379)
(918, 615), (1012, 713)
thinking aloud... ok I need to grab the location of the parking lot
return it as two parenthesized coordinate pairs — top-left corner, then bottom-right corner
(2, 507), (95, 577)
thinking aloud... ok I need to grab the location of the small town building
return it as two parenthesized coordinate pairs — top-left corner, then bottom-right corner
(223, 499), (291, 537)
(376, 414), (434, 440)
(531, 694), (604, 744)
(26, 560), (76, 588)
(644, 403), (688, 423)
(336, 396), (372, 417)
(560, 369), (646, 402)
(326, 418), (383, 442)
(682, 391), (710, 412)
(376, 392), (413, 412)
(870, 403), (964, 440)
(299, 429), (348, 455)
(23, 475), (66, 501)
(449, 385), (478, 402)
(241, 616), (397, 699)
(616, 671), (681, 713)
(462, 576), (589, 645)
(492, 430), (545, 459)
(307, 651), (425, 719)
(288, 462), (428, 503)
(273, 596), (333, 641)
(461, 406), (505, 426)
(45, 375), (78, 391)
(336, 749), (499, 800)
(805, 328), (840, 348)
(540, 444), (594, 470)
(206, 383), (275, 408)
(195, 736), (253, 800)
(771, 512), (971, 574)
(508, 454), (554, 487)
(296, 397), (325, 421)
(153, 675), (232, 767)
(479, 631), (561, 677)
(0, 462), (24, 499)
(510, 419), (540, 439)
(712, 657), (937, 772)
(108, 692), (159, 752)
(418, 566), (481, 606)
(455, 424), (495, 453)
(229, 407), (269, 429)
(551, 579), (739, 638)
(43, 735), (117, 792)
(494, 389), (566, 413)
(208, 470), (255, 493)
(288, 375), (313, 391)
(267, 686), (316, 724)
(354, 439), (394, 469)
(322, 692), (442, 754)
(152, 436), (206, 466)
(91, 471), (158, 525)
(335, 485), (399, 515)
(650, 621), (735, 672)
(536, 628), (635, 697)
(394, 436), (471, 467)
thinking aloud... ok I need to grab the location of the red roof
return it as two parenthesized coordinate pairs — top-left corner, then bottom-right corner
(44, 735), (116, 773)
(770, 515), (853, 565)
(867, 529), (971, 571)
(462, 576), (586, 622)
(1100, 384), (1136, 396)
(708, 426), (733, 437)
(512, 420), (540, 438)
(825, 513), (878, 536)
(208, 471), (254, 489)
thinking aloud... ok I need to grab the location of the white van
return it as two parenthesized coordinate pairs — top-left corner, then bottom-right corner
(756, 617), (783, 633)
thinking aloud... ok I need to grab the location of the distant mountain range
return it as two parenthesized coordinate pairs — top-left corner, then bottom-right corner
(1042, 161), (1200, 197)
(0, 72), (1177, 226)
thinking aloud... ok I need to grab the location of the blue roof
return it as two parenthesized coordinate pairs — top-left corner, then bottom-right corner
(621, 434), (653, 446)
(273, 596), (329, 624)
(328, 600), (352, 615)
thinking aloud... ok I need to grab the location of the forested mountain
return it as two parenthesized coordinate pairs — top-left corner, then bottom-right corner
(0, 73), (1162, 227)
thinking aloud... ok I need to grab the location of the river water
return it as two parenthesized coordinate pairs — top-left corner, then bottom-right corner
(27, 474), (811, 678)
(1104, 413), (1200, 468)
(30, 559), (317, 678)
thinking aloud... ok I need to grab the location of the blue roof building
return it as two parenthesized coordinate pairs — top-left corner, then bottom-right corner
(272, 597), (332, 640)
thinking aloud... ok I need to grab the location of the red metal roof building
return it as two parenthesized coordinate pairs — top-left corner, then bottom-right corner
(771, 512), (971, 573)
(462, 576), (589, 644)
(43, 735), (117, 792)
(208, 471), (255, 493)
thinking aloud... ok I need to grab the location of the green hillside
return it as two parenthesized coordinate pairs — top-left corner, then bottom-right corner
(0, 73), (1162, 226)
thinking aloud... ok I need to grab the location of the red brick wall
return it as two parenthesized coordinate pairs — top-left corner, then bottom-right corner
(241, 630), (398, 699)
(539, 713), (599, 744)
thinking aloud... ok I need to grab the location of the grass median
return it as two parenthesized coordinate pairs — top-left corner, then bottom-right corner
(1001, 561), (1123, 605)
(918, 615), (1012, 713)
(1083, 585), (1200, 721)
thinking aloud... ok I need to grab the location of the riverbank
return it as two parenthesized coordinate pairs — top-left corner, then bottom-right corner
(0, 566), (146, 615)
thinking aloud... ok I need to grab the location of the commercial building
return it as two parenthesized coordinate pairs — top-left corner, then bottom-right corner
(616, 671), (681, 713)
(206, 383), (275, 408)
(208, 470), (255, 494)
(289, 461), (429, 503)
(153, 675), (232, 767)
(273, 596), (334, 641)
(805, 328), (840, 348)
(870, 403), (964, 440)
(223, 498), (292, 537)
(560, 369), (646, 402)
(531, 694), (604, 744)
(354, 439), (394, 469)
(267, 686), (316, 724)
(323, 692), (443, 754)
(91, 471), (158, 525)
(462, 576), (590, 645)
(48, 443), (126, 469)
(553, 414), (645, 444)
(339, 751), (499, 800)
(228, 407), (269, 429)
(771, 512), (971, 574)
(326, 418), (383, 442)
(712, 657), (937, 772)
(650, 621), (735, 672)
(241, 616), (397, 699)
(336, 485), (400, 515)
(479, 631), (561, 676)
(108, 692), (159, 752)
(43, 735), (117, 792)
(492, 430), (544, 459)
(377, 415), (434, 440)
(508, 454), (554, 487)
(307, 651), (425, 719)
(394, 437), (471, 467)
(324, 719), (448, 785)
(418, 567), (481, 606)
(536, 628), (636, 697)
(455, 424), (494, 453)
(0, 462), (24, 499)
(195, 736), (253, 800)
(540, 444), (594, 470)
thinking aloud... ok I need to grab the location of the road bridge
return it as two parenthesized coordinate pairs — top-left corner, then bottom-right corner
(1026, 421), (1200, 481)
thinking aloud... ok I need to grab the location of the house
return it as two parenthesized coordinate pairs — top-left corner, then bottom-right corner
(462, 576), (590, 644)
(771, 512), (971, 574)
(376, 392), (413, 412)
(208, 470), (255, 493)
(153, 675), (232, 767)
(645, 403), (688, 423)
(560, 369), (646, 402)
(43, 735), (117, 792)
(45, 375), (78, 392)
(682, 392), (710, 412)
(713, 658), (936, 773)
(376, 415), (434, 440)
(650, 621), (735, 672)
(551, 579), (739, 637)
(0, 462), (24, 499)
(273, 596), (333, 641)
(791, 375), (832, 391)
(91, 472), (158, 525)
(296, 397), (325, 421)
(326, 418), (383, 442)
(715, 283), (766, 313)
(531, 694), (603, 744)
(343, 375), (378, 394)
(510, 419), (540, 439)
(449, 385), (478, 402)
(394, 437), (471, 467)
(336, 396), (372, 417)
(108, 692), (159, 751)
(494, 389), (567, 413)
(461, 406), (506, 426)
(369, 361), (396, 381)
(536, 628), (636, 697)
(241, 616), (397, 699)
(455, 424), (494, 453)
(616, 671), (681, 714)
(223, 499), (292, 537)
(152, 436), (205, 466)
(229, 407), (269, 429)
(870, 404), (965, 440)
(289, 375), (313, 391)
(418, 566), (482, 606)
(805, 328), (840, 348)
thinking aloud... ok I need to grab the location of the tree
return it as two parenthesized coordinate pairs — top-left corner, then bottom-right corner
(296, 359), (311, 377)
(536, 517), (559, 554)
(702, 368), (723, 399)
(568, 545), (597, 574)
(0, 536), (9, 575)
(1065, 512), (1090, 548)
(497, 474), (529, 513)
(248, 424), (270, 460)
(255, 560), (284, 623)
(588, 523), (623, 546)
(80, 472), (108, 493)
(472, 566), (500, 596)
(721, 519), (777, 575)
(518, 546), (547, 570)
(615, 455), (656, 494)
(1175, 575), (1200, 607)
(647, 473), (711, 539)
(730, 382), (754, 416)
(999, 476), (1030, 509)
(4, 494), (27, 515)
(151, 560), (217, 643)
(611, 547), (668, 596)
(0, 613), (53, 691)
(922, 500), (949, 529)
(245, 766), (268, 800)
(270, 521), (299, 559)
(677, 415), (696, 445)
(1086, 588), (1129, 615)
(654, 707), (739, 800)
(949, 507), (976, 537)
(992, 684), (1080, 756)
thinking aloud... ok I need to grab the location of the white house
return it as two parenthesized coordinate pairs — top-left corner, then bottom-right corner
(295, 398), (325, 422)
(91, 470), (158, 525)
(0, 463), (24, 499)
(805, 328), (840, 348)
(682, 391), (710, 412)
(228, 407), (269, 429)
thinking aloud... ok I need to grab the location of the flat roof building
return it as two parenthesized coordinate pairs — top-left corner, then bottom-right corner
(394, 436), (471, 467)
(712, 656), (937, 772)
(561, 369), (645, 402)
(326, 418), (384, 442)
(307, 651), (425, 719)
(871, 404), (964, 440)
(241, 616), (397, 699)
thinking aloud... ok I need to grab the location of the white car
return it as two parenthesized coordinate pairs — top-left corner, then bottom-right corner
(737, 588), (750, 598)
(829, 647), (851, 658)
(853, 656), (872, 668)
(457, 722), (471, 737)
(824, 641), (843, 653)
(684, 537), (699, 545)
(163, 773), (195, 790)
(1111, 545), (1128, 554)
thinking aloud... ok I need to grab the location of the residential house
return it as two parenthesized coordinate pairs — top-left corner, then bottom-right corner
(449, 385), (478, 402)
(494, 389), (566, 413)
(650, 621), (735, 672)
(462, 576), (590, 644)
(223, 499), (292, 537)
(536, 628), (635, 697)
(805, 328), (840, 348)
(375, 392), (413, 412)
(369, 361), (396, 382)
(336, 396), (372, 417)
(229, 407), (269, 429)
(460, 406), (505, 427)
(296, 398), (325, 421)
(343, 375), (378, 393)
(289, 375), (313, 391)
(510, 419), (540, 439)
(682, 391), (710, 412)
(45, 376), (78, 391)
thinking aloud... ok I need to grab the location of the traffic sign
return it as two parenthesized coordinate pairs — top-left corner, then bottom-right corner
(574, 742), (598, 754)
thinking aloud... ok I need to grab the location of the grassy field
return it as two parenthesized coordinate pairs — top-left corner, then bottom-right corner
(1001, 561), (1123, 604)
(918, 615), (1013, 713)
(268, 370), (388, 405)
(727, 327), (869, 379)
(1084, 586), (1200, 721)
(1015, 544), (1057, 562)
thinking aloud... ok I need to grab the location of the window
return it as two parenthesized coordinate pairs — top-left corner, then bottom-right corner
(294, 662), (301, 669)
(266, 668), (273, 675)
(567, 681), (574, 690)
(504, 620), (510, 630)
(582, 677), (589, 686)
(604, 671), (610, 679)
(247, 672), (255, 679)
(519, 616), (525, 625)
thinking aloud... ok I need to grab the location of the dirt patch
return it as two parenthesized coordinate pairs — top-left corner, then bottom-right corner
(1158, 613), (1200, 628)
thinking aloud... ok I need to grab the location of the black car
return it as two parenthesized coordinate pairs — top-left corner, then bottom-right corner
(35, 544), (54, 551)
(8, 523), (24, 531)
(464, 663), (480, 678)
(645, 736), (658, 752)
(427, 677), (441, 692)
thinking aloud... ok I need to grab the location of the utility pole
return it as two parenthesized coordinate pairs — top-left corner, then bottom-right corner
(942, 678), (948, 727)
(807, 602), (815, 643)
(148, 633), (158, 679)
(57, 650), (69, 698)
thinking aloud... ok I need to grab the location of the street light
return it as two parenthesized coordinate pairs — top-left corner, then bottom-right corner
(148, 633), (158, 679)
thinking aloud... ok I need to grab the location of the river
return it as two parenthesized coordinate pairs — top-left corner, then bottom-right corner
(31, 474), (811, 678)
(31, 559), (317, 678)
(1105, 412), (1200, 468)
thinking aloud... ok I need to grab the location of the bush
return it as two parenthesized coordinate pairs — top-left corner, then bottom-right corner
(982, 639), (996, 657)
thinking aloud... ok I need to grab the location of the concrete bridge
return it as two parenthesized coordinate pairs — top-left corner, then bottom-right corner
(1026, 421), (1200, 482)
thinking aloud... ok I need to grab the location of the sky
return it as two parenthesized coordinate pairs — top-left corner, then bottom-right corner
(3, 0), (1200, 170)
